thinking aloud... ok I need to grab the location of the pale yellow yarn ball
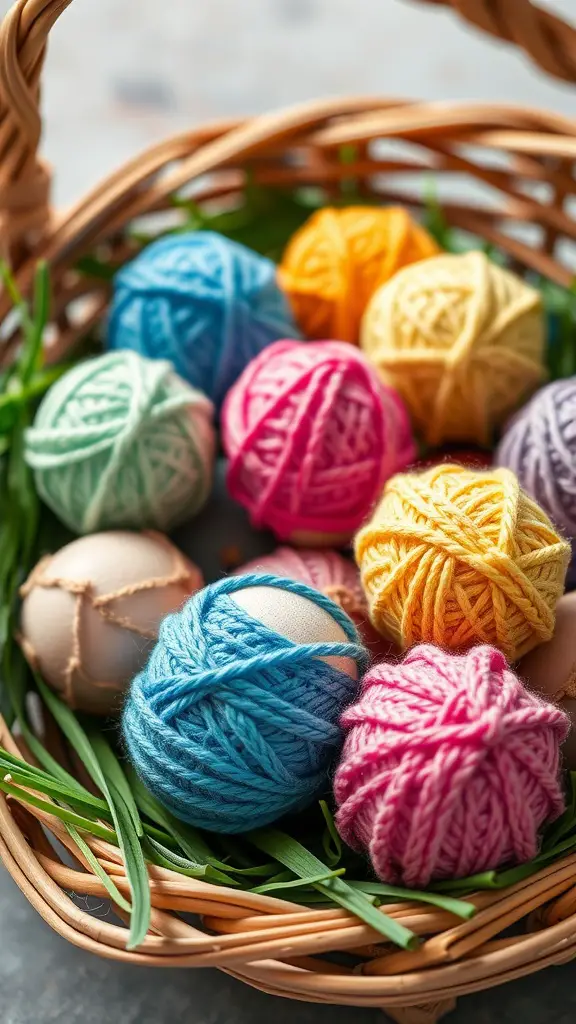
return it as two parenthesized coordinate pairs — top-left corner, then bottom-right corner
(355, 464), (569, 662)
(360, 251), (545, 446)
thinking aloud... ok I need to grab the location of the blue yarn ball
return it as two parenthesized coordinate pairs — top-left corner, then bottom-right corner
(123, 573), (367, 833)
(107, 231), (300, 410)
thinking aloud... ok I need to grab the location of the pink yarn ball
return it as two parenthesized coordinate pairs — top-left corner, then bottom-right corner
(234, 546), (399, 662)
(222, 340), (416, 545)
(334, 644), (568, 887)
(234, 546), (365, 616)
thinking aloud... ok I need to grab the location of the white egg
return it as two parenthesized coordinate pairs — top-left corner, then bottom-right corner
(230, 585), (358, 679)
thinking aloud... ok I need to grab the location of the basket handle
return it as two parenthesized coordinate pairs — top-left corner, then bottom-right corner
(0, 0), (575, 257)
(411, 0), (576, 81)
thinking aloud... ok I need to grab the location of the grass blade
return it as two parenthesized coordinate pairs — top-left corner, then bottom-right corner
(88, 731), (143, 837)
(319, 800), (342, 867)
(35, 679), (151, 948)
(247, 828), (418, 950)
(0, 778), (117, 841)
(348, 881), (476, 920)
(252, 868), (346, 895)
(66, 824), (132, 914)
(126, 766), (213, 864)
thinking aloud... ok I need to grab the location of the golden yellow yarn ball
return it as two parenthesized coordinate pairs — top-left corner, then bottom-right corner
(355, 464), (569, 662)
(360, 251), (545, 446)
(278, 206), (439, 343)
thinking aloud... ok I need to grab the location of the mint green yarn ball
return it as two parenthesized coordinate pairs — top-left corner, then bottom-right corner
(25, 351), (216, 534)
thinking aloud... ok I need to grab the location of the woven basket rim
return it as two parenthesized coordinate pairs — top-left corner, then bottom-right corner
(2, 2), (576, 1020)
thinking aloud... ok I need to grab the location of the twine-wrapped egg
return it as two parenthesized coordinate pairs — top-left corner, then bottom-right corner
(235, 547), (398, 662)
(496, 377), (576, 539)
(123, 574), (367, 832)
(519, 592), (576, 768)
(25, 351), (215, 534)
(361, 251), (545, 446)
(20, 531), (201, 715)
(108, 231), (299, 410)
(335, 645), (568, 887)
(279, 206), (438, 342)
(355, 464), (570, 662)
(222, 339), (416, 546)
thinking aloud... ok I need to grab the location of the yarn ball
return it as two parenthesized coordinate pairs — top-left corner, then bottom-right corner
(222, 339), (416, 546)
(360, 251), (545, 446)
(278, 206), (439, 343)
(334, 644), (568, 887)
(355, 464), (570, 662)
(234, 547), (399, 662)
(108, 231), (299, 410)
(25, 351), (215, 534)
(496, 377), (576, 540)
(20, 531), (201, 715)
(123, 574), (367, 832)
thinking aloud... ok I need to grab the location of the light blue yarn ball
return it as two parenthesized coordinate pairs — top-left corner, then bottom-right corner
(107, 231), (300, 410)
(123, 573), (367, 833)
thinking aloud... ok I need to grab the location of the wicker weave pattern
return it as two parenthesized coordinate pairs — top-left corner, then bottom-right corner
(1, 2), (576, 1021)
(415, 0), (576, 81)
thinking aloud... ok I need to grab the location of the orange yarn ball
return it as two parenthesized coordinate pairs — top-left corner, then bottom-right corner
(355, 464), (570, 662)
(278, 206), (439, 343)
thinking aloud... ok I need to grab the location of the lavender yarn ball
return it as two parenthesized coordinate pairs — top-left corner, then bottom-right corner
(107, 231), (300, 410)
(496, 378), (576, 538)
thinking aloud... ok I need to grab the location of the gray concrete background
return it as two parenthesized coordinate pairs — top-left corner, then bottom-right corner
(2, 1), (576, 1022)
(13, 0), (576, 207)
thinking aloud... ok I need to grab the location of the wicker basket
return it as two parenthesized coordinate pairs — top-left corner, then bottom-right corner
(2, 2), (576, 1021)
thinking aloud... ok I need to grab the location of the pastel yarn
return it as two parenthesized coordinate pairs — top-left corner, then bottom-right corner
(235, 547), (398, 662)
(496, 378), (576, 539)
(278, 206), (439, 343)
(222, 339), (416, 545)
(108, 231), (299, 410)
(361, 251), (545, 446)
(355, 464), (570, 662)
(123, 574), (367, 833)
(25, 351), (215, 534)
(334, 644), (568, 887)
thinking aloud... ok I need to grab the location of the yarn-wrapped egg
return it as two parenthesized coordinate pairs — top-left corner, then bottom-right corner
(278, 206), (438, 343)
(361, 251), (545, 446)
(25, 351), (215, 534)
(519, 592), (576, 768)
(235, 547), (398, 662)
(108, 231), (299, 410)
(222, 339), (416, 546)
(355, 464), (570, 661)
(334, 645), (568, 887)
(496, 378), (576, 540)
(123, 574), (367, 832)
(20, 531), (201, 715)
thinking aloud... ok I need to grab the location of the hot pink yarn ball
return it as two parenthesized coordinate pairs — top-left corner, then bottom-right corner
(222, 340), (416, 546)
(334, 644), (568, 887)
(234, 546), (399, 662)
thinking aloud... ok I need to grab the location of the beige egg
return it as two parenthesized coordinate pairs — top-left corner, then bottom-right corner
(20, 530), (202, 715)
(518, 592), (576, 768)
(230, 584), (359, 679)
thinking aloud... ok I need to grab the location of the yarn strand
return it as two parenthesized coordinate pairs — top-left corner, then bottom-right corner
(124, 573), (367, 833)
